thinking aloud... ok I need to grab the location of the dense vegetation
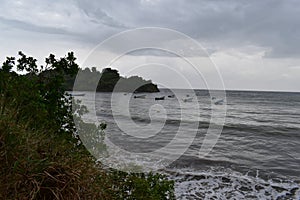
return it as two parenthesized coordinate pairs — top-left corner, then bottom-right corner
(0, 52), (174, 199)
(65, 67), (160, 93)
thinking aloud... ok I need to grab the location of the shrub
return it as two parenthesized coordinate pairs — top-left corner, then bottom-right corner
(0, 52), (175, 199)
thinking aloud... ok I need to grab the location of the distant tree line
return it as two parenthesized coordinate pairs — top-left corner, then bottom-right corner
(64, 67), (160, 93)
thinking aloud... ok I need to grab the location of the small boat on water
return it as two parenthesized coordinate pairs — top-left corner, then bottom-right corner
(134, 94), (146, 99)
(71, 93), (85, 96)
(183, 97), (193, 102)
(155, 96), (165, 100)
(168, 94), (175, 98)
(214, 99), (224, 105)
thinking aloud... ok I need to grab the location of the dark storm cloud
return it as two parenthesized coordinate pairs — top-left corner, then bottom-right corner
(73, 0), (300, 58)
(1, 0), (299, 91)
(1, 0), (300, 58)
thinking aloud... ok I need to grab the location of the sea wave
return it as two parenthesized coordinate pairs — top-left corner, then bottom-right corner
(164, 167), (300, 200)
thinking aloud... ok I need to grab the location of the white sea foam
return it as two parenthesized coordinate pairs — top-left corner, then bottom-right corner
(165, 168), (300, 200)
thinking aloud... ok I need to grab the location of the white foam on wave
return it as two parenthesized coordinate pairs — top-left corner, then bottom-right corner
(164, 167), (300, 200)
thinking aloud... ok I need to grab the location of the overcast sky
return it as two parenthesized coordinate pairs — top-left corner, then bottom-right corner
(1, 0), (300, 91)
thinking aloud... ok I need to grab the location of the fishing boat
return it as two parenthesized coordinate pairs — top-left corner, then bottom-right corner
(168, 94), (175, 98)
(183, 97), (193, 102)
(134, 94), (146, 99)
(214, 99), (224, 105)
(155, 96), (165, 100)
(71, 93), (85, 97)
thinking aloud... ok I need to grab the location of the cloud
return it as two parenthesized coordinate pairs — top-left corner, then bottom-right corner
(0, 16), (77, 35)
(70, 0), (300, 58)
(75, 1), (131, 29)
(1, 0), (300, 91)
(2, 0), (300, 58)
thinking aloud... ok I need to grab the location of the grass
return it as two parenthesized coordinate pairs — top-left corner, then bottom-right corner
(0, 52), (175, 199)
(0, 107), (111, 199)
(0, 105), (175, 200)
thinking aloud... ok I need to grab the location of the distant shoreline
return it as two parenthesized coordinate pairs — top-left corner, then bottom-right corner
(69, 88), (300, 94)
(157, 88), (300, 94)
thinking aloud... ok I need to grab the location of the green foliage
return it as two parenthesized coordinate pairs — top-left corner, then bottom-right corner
(0, 51), (80, 136)
(66, 67), (160, 93)
(0, 111), (109, 199)
(0, 52), (174, 199)
(108, 170), (175, 199)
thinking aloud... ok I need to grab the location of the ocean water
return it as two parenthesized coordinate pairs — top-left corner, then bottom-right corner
(76, 89), (300, 199)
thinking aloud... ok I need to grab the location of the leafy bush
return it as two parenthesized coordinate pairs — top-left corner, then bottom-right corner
(0, 52), (174, 199)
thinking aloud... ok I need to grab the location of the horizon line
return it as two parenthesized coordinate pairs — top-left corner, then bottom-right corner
(158, 87), (300, 93)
